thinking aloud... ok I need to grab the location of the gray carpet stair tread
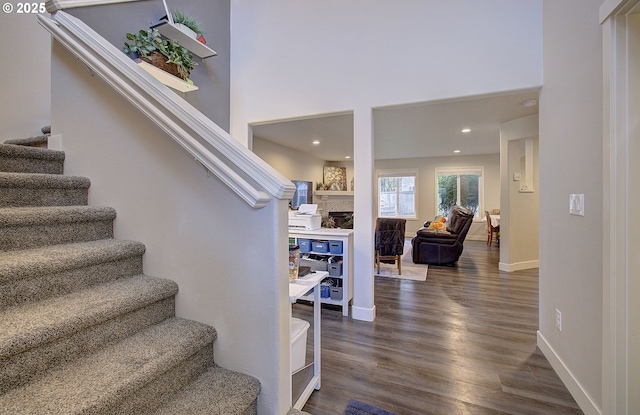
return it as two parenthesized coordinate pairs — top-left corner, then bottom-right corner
(0, 205), (115, 226)
(0, 143), (61, 160)
(0, 317), (216, 415)
(0, 275), (178, 357)
(0, 239), (146, 284)
(2, 135), (50, 147)
(0, 172), (88, 189)
(0, 143), (60, 173)
(287, 409), (312, 415)
(153, 365), (260, 415)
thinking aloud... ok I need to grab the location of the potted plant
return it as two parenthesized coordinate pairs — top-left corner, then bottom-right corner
(172, 9), (204, 39)
(123, 29), (196, 82)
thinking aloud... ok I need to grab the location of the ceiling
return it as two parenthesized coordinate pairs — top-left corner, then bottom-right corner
(250, 90), (540, 161)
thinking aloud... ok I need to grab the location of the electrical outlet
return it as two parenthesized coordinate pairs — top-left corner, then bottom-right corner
(556, 309), (562, 331)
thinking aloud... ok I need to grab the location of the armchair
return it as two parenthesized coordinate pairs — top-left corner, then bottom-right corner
(411, 206), (474, 265)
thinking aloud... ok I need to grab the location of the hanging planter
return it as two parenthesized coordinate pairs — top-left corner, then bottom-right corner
(171, 9), (204, 40)
(123, 29), (196, 82)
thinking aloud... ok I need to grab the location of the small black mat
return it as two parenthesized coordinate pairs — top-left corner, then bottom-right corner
(344, 400), (399, 415)
(298, 266), (312, 277)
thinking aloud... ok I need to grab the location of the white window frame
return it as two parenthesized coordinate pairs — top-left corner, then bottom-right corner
(376, 169), (418, 219)
(434, 166), (484, 219)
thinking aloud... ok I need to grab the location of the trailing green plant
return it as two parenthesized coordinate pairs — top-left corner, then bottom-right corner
(123, 29), (196, 82)
(159, 38), (196, 80)
(123, 28), (162, 57)
(172, 9), (204, 35)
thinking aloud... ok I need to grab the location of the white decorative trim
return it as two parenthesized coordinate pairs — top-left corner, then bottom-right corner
(37, 11), (295, 208)
(351, 305), (376, 322)
(537, 332), (601, 415)
(498, 260), (539, 272)
(45, 0), (147, 13)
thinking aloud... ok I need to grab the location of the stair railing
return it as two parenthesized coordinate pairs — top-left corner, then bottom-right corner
(37, 10), (295, 209)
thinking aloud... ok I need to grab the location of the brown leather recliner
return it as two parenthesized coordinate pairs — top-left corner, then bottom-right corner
(411, 205), (474, 265)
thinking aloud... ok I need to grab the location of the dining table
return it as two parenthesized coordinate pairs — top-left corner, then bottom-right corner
(483, 214), (500, 228)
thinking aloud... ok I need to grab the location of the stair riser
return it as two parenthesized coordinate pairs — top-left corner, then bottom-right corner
(0, 297), (176, 394)
(0, 156), (63, 175)
(111, 345), (214, 415)
(0, 187), (88, 208)
(1, 256), (143, 310)
(0, 221), (113, 251)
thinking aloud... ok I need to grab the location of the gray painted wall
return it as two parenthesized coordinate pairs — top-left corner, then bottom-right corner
(68, 0), (231, 130)
(0, 12), (51, 139)
(539, 0), (603, 412)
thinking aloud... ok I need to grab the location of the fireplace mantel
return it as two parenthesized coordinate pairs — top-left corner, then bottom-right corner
(315, 190), (354, 201)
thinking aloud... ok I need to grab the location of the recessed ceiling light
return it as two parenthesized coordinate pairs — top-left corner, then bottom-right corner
(345, 156), (351, 159)
(454, 150), (461, 153)
(461, 128), (471, 133)
(312, 140), (320, 145)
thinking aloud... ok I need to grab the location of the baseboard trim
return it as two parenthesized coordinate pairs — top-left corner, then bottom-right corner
(498, 260), (539, 272)
(352, 305), (376, 322)
(537, 331), (601, 415)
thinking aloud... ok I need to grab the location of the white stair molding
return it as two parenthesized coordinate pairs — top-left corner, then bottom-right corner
(37, 11), (295, 208)
(45, 0), (149, 13)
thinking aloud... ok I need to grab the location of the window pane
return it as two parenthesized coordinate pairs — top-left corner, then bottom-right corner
(437, 174), (457, 216)
(378, 174), (416, 218)
(379, 192), (397, 216)
(460, 174), (479, 216)
(398, 193), (415, 216)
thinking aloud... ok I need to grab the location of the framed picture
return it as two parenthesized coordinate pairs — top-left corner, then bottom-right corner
(323, 166), (347, 191)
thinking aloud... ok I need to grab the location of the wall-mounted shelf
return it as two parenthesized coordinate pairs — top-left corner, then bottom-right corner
(137, 60), (199, 93)
(151, 21), (217, 59)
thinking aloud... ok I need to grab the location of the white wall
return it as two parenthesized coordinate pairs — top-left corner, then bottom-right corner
(230, 0), (543, 321)
(0, 12), (50, 139)
(51, 42), (291, 415)
(255, 136), (500, 241)
(253, 137), (356, 219)
(374, 154), (501, 240)
(230, 0), (543, 144)
(538, 1), (603, 414)
(499, 115), (540, 271)
(253, 138), (326, 184)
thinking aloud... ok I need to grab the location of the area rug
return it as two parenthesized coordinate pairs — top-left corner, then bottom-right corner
(344, 399), (400, 415)
(374, 242), (428, 281)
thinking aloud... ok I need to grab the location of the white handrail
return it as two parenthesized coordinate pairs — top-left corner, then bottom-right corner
(37, 11), (295, 208)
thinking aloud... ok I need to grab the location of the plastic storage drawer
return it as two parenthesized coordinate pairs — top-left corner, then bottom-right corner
(329, 241), (343, 254)
(298, 239), (312, 253)
(312, 240), (330, 253)
(328, 263), (343, 277)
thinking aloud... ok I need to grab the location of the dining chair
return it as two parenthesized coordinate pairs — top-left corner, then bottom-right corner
(374, 218), (406, 274)
(485, 211), (500, 247)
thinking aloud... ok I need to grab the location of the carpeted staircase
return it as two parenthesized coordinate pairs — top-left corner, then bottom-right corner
(0, 130), (262, 414)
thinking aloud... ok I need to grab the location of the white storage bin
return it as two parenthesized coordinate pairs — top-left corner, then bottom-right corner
(290, 317), (310, 373)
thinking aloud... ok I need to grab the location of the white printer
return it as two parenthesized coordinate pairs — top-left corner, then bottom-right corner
(288, 204), (321, 230)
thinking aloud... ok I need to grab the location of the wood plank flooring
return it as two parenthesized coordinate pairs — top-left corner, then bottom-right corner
(294, 241), (583, 415)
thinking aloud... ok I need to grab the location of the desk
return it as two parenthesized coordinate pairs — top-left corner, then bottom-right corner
(289, 271), (325, 409)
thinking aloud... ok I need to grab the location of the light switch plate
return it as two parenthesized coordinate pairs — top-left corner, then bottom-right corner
(570, 194), (584, 216)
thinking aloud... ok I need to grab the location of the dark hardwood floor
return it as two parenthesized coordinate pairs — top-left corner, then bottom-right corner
(294, 241), (583, 415)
